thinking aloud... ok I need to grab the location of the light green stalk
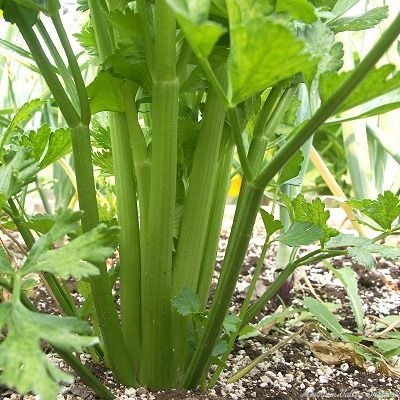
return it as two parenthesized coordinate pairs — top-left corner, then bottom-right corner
(109, 113), (141, 376)
(171, 68), (227, 378)
(140, 0), (178, 388)
(172, 70), (227, 294)
(35, 19), (80, 108)
(196, 147), (234, 304)
(87, 0), (139, 384)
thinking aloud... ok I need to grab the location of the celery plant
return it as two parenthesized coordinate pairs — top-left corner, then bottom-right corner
(1, 1), (400, 398)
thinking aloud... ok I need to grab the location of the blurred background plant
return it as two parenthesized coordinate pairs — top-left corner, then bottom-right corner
(0, 2), (99, 217)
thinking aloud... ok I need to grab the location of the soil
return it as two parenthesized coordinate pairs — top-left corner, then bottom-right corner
(1, 208), (400, 400)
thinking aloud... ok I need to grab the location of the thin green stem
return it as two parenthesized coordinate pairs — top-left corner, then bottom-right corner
(177, 38), (192, 84)
(122, 81), (150, 225)
(12, 272), (21, 305)
(35, 19), (79, 109)
(137, 0), (154, 74)
(49, 10), (92, 124)
(88, 0), (114, 57)
(54, 348), (115, 400)
(209, 234), (271, 386)
(248, 84), (298, 172)
(198, 58), (230, 107)
(227, 107), (253, 181)
(196, 146), (234, 303)
(241, 249), (346, 328)
(8, 5), (80, 127)
(35, 176), (53, 214)
(10, 0), (134, 388)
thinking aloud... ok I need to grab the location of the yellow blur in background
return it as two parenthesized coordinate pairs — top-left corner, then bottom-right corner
(228, 174), (242, 198)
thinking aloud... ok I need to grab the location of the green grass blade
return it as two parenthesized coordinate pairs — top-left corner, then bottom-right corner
(324, 262), (364, 333)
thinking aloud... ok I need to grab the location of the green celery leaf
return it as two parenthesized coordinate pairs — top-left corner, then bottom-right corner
(277, 149), (304, 185)
(348, 243), (400, 269)
(302, 21), (344, 83)
(327, 89), (400, 121)
(277, 221), (324, 247)
(320, 65), (400, 114)
(22, 214), (56, 234)
(326, 233), (370, 248)
(178, 18), (226, 60)
(108, 8), (141, 41)
(223, 313), (240, 335)
(171, 287), (202, 316)
(227, 0), (316, 105)
(227, 0), (276, 19)
(92, 150), (114, 175)
(303, 297), (347, 340)
(276, 0), (317, 23)
(327, 233), (400, 269)
(40, 128), (71, 168)
(348, 191), (400, 231)
(290, 195), (338, 245)
(21, 124), (71, 169)
(259, 208), (283, 237)
(91, 115), (112, 149)
(20, 209), (119, 278)
(165, 0), (226, 59)
(86, 71), (125, 113)
(330, 0), (359, 18)
(325, 265), (364, 333)
(104, 51), (151, 93)
(166, 0), (211, 23)
(328, 6), (388, 33)
(326, 233), (400, 268)
(22, 224), (118, 278)
(73, 24), (98, 62)
(0, 149), (39, 209)
(0, 300), (97, 400)
(0, 246), (14, 275)
(212, 339), (227, 357)
(7, 99), (44, 135)
(102, 11), (152, 92)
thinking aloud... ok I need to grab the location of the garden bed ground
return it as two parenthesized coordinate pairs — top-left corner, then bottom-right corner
(1, 208), (400, 399)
